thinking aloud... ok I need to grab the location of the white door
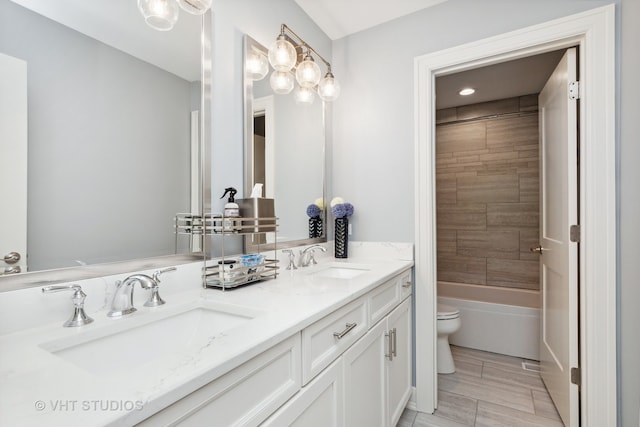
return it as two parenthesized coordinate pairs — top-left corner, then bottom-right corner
(537, 47), (579, 427)
(0, 53), (28, 275)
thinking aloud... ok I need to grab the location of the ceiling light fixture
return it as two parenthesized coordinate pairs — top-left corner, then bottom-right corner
(459, 88), (475, 96)
(267, 24), (340, 102)
(138, 0), (211, 31)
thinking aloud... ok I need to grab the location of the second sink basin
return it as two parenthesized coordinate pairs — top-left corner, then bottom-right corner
(309, 265), (370, 279)
(40, 302), (260, 377)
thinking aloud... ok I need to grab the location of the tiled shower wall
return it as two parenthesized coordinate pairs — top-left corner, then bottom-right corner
(435, 96), (540, 290)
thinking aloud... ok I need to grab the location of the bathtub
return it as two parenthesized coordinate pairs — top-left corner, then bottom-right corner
(438, 281), (540, 360)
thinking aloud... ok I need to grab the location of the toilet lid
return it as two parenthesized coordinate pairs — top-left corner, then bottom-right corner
(437, 303), (460, 319)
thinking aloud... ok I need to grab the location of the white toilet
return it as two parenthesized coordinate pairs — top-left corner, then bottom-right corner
(437, 303), (461, 374)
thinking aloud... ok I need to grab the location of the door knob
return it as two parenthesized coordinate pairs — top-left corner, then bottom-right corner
(3, 252), (21, 264)
(530, 245), (545, 254)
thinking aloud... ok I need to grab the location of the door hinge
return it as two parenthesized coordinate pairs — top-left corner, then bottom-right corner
(570, 225), (580, 243)
(571, 367), (581, 386)
(569, 81), (580, 100)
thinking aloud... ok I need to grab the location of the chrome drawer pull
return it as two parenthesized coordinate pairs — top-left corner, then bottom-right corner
(402, 281), (412, 288)
(385, 331), (393, 361)
(333, 322), (357, 339)
(392, 328), (397, 357)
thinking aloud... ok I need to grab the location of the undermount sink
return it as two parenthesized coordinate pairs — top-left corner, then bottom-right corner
(39, 303), (259, 376)
(309, 265), (370, 279)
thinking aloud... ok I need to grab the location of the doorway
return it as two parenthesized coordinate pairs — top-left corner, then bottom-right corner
(413, 6), (616, 426)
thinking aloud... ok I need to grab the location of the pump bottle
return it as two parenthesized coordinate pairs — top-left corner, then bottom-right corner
(220, 187), (240, 231)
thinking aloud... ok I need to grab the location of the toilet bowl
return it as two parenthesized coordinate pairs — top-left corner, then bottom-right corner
(437, 303), (461, 374)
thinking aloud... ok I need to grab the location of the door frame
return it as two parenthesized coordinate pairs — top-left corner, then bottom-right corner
(413, 5), (616, 426)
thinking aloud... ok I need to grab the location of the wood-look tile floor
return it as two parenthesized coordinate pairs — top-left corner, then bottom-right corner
(398, 346), (564, 427)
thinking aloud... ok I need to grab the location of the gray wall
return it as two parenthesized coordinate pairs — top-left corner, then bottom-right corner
(330, 0), (636, 424)
(619, 0), (640, 424)
(0, 1), (193, 270)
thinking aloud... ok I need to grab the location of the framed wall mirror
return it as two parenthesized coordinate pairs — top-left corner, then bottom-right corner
(0, 0), (209, 290)
(243, 35), (326, 252)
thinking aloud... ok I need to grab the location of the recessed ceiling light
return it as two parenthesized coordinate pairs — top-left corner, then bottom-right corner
(459, 88), (475, 96)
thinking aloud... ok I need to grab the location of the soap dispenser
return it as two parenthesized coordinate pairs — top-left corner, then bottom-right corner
(220, 187), (240, 231)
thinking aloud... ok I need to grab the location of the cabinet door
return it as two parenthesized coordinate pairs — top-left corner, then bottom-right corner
(387, 297), (412, 427)
(342, 319), (387, 427)
(262, 358), (343, 427)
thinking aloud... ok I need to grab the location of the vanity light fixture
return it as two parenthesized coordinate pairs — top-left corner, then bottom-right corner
(246, 50), (269, 81)
(294, 86), (316, 105)
(138, 0), (211, 31)
(267, 24), (340, 102)
(459, 87), (476, 96)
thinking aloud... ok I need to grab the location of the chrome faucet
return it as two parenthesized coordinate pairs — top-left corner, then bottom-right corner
(42, 284), (94, 327)
(299, 244), (327, 267)
(107, 267), (175, 318)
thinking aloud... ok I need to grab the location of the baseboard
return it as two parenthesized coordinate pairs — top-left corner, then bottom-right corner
(405, 386), (418, 412)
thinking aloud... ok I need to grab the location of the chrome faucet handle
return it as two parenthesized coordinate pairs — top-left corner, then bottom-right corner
(145, 267), (176, 307)
(282, 249), (297, 270)
(42, 284), (94, 327)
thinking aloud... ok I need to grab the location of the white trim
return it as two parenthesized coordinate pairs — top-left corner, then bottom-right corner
(413, 5), (617, 425)
(405, 386), (418, 412)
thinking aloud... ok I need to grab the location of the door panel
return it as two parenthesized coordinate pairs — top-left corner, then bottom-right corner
(538, 47), (579, 427)
(0, 53), (28, 275)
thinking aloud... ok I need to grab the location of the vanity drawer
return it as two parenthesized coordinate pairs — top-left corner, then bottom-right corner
(368, 272), (412, 326)
(302, 297), (367, 384)
(399, 271), (413, 300)
(139, 333), (301, 427)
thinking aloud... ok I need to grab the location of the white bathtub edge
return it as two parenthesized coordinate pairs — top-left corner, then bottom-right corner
(439, 296), (540, 360)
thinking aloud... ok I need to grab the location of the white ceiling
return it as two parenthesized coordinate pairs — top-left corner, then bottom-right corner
(294, 0), (449, 40)
(435, 50), (566, 109)
(9, 0), (201, 82)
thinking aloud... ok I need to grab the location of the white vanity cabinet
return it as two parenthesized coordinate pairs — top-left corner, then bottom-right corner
(140, 268), (412, 427)
(343, 297), (412, 427)
(138, 333), (301, 427)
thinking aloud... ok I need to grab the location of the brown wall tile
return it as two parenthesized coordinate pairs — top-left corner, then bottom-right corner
(457, 174), (520, 203)
(436, 122), (486, 153)
(486, 115), (538, 149)
(487, 203), (539, 230)
(437, 255), (487, 285)
(457, 230), (520, 259)
(437, 230), (457, 255)
(437, 203), (487, 230)
(487, 258), (540, 289)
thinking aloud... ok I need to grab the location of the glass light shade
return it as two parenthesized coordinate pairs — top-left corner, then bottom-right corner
(246, 51), (269, 81)
(294, 86), (315, 105)
(138, 0), (179, 31)
(270, 71), (294, 94)
(295, 55), (321, 88)
(268, 37), (297, 71)
(176, 0), (211, 15)
(318, 73), (340, 101)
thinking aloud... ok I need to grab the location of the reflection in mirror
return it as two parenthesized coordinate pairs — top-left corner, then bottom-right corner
(0, 0), (206, 287)
(243, 35), (326, 252)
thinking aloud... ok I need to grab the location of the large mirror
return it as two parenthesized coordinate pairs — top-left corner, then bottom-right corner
(0, 0), (207, 288)
(243, 36), (326, 251)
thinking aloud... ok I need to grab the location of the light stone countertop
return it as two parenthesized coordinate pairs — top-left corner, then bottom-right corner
(0, 255), (413, 426)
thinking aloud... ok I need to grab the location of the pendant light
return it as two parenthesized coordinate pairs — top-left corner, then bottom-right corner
(246, 51), (269, 81)
(176, 0), (212, 15)
(295, 53), (321, 88)
(268, 35), (297, 72)
(138, 0), (179, 31)
(270, 71), (295, 94)
(318, 71), (341, 102)
(294, 86), (315, 105)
